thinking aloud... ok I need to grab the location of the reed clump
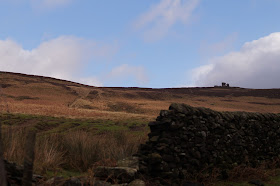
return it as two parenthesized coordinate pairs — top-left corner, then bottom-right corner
(1, 126), (147, 174)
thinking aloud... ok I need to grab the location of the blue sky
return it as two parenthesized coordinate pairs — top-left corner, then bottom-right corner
(1, 0), (280, 88)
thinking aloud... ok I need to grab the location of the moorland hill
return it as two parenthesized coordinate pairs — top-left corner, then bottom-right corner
(1, 71), (280, 120)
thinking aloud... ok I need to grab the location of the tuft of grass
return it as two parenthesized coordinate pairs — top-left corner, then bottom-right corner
(1, 124), (147, 175)
(1, 127), (66, 174)
(61, 130), (102, 171)
(2, 126), (26, 163)
(45, 169), (83, 179)
(34, 134), (66, 174)
(60, 130), (147, 171)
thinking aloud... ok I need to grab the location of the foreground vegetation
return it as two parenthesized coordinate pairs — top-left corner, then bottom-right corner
(0, 112), (148, 177)
(1, 112), (280, 185)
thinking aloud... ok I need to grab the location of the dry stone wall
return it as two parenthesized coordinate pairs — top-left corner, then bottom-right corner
(138, 103), (280, 181)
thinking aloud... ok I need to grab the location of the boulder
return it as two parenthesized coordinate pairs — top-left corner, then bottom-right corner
(117, 157), (139, 170)
(94, 166), (137, 183)
(128, 179), (145, 186)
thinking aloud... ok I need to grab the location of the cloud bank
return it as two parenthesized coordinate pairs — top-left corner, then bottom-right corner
(0, 36), (148, 87)
(0, 36), (103, 86)
(107, 64), (149, 85)
(192, 32), (280, 88)
(134, 0), (200, 41)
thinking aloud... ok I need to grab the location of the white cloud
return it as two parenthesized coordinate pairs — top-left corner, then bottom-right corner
(191, 32), (280, 88)
(106, 64), (149, 85)
(0, 36), (117, 86)
(77, 77), (103, 87)
(134, 0), (200, 41)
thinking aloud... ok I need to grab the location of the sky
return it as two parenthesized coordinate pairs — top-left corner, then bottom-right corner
(1, 0), (280, 88)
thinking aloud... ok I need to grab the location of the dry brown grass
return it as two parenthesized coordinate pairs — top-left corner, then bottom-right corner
(2, 93), (280, 121)
(1, 126), (147, 174)
(61, 130), (147, 171)
(183, 159), (280, 185)
(1, 127), (65, 173)
(227, 158), (280, 182)
(2, 71), (280, 122)
(69, 98), (97, 109)
(0, 101), (153, 121)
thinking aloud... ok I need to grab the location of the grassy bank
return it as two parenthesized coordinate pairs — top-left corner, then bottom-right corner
(0, 112), (148, 176)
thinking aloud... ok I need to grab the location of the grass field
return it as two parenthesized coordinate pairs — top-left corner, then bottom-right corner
(1, 71), (280, 185)
(2, 71), (280, 120)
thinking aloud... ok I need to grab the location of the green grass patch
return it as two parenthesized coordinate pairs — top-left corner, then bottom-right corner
(266, 172), (280, 186)
(0, 112), (149, 135)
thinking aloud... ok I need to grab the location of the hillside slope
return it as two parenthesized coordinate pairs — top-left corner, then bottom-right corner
(1, 71), (280, 120)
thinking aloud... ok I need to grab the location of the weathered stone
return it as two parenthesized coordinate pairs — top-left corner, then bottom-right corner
(148, 153), (162, 164)
(181, 181), (204, 186)
(194, 151), (201, 159)
(159, 138), (172, 144)
(63, 177), (83, 186)
(162, 155), (174, 162)
(169, 103), (192, 114)
(248, 180), (264, 186)
(200, 131), (207, 138)
(44, 177), (65, 185)
(160, 110), (170, 117)
(190, 159), (200, 167)
(93, 180), (112, 186)
(150, 136), (159, 142)
(94, 166), (137, 183)
(128, 179), (145, 186)
(117, 157), (139, 170)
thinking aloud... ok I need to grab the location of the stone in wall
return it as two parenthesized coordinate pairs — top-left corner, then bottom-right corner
(138, 103), (280, 182)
